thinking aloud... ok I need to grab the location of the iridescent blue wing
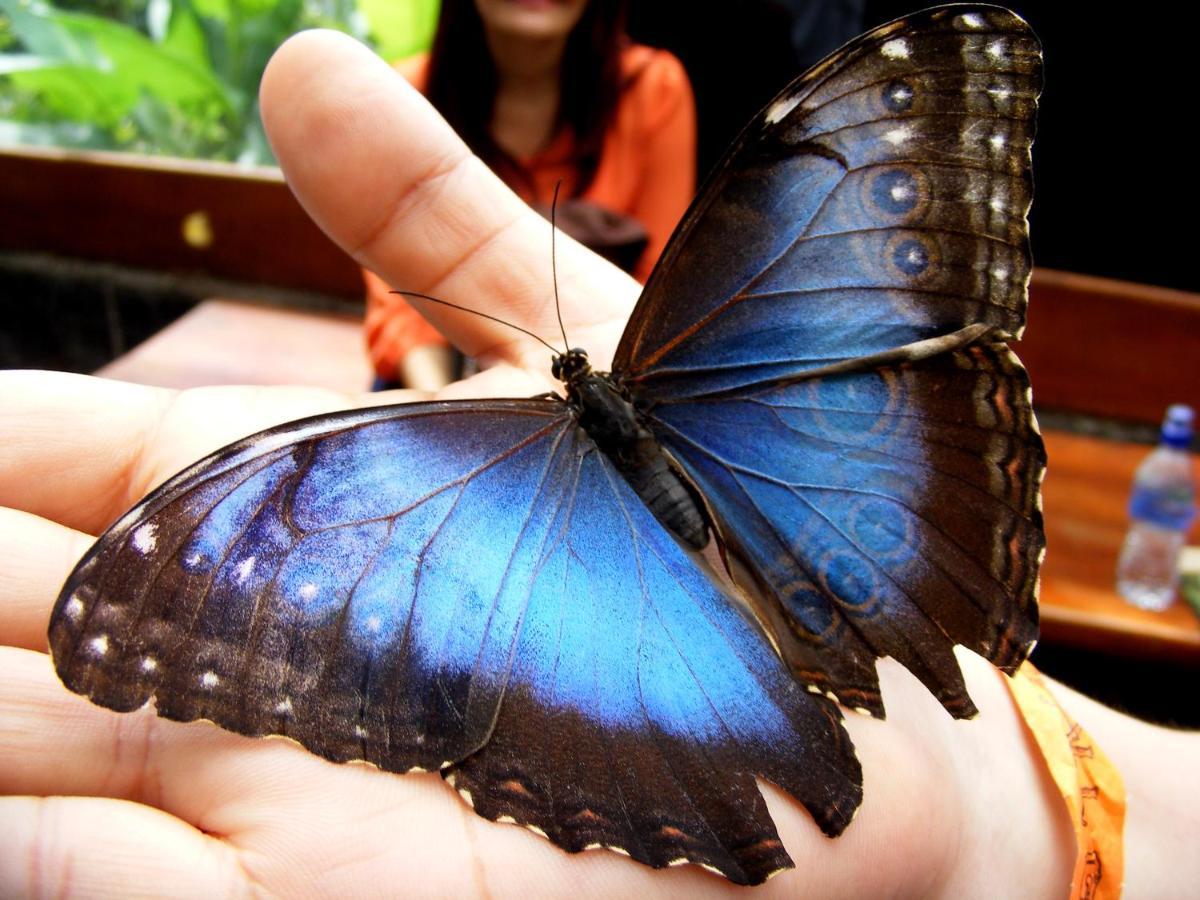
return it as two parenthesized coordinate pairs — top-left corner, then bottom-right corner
(613, 6), (1044, 717)
(49, 400), (861, 884)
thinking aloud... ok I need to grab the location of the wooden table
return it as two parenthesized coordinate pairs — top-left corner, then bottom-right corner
(1039, 430), (1199, 663)
(96, 298), (371, 393)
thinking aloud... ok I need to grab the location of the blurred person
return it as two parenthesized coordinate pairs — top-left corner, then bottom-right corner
(365, 0), (696, 390)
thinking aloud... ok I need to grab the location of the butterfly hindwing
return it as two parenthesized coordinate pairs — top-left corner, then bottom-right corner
(613, 6), (1044, 717)
(49, 400), (862, 885)
(649, 344), (1044, 717)
(446, 428), (861, 882)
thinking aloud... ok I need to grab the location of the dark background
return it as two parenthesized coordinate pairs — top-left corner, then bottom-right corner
(631, 2), (1199, 293)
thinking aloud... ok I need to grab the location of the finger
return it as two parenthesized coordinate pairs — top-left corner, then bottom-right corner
(259, 30), (638, 370)
(0, 508), (91, 651)
(11, 644), (837, 896)
(0, 371), (366, 533)
(0, 647), (693, 896)
(0, 372), (170, 533)
(0, 645), (420, 819)
(0, 796), (241, 898)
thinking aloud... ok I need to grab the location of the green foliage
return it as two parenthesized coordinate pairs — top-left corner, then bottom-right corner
(359, 0), (437, 62)
(0, 0), (377, 163)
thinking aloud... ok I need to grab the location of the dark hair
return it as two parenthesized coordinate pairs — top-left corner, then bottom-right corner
(425, 0), (627, 199)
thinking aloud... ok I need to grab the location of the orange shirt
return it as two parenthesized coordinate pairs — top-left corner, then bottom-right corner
(364, 44), (696, 380)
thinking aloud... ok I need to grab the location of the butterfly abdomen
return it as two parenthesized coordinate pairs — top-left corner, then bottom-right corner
(569, 371), (710, 551)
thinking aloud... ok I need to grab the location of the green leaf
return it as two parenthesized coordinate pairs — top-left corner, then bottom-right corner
(1, 0), (235, 118)
(0, 51), (53, 73)
(158, 0), (210, 71)
(7, 65), (125, 125)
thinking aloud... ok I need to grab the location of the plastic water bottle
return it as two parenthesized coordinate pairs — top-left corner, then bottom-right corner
(1116, 404), (1197, 611)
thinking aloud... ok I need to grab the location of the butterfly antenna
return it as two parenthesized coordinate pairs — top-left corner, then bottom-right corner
(550, 180), (570, 351)
(390, 290), (560, 354)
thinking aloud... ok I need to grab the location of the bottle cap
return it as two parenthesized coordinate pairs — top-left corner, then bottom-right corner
(1162, 404), (1194, 449)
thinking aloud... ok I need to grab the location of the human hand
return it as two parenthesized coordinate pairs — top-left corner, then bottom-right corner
(0, 30), (1075, 898)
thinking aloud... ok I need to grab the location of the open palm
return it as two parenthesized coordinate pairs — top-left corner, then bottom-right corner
(0, 30), (1077, 898)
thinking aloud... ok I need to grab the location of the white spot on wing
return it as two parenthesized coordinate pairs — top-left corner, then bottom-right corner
(354, 724), (369, 738)
(890, 83), (914, 106)
(992, 267), (1010, 282)
(298, 582), (318, 601)
(275, 697), (293, 715)
(883, 125), (912, 146)
(140, 656), (158, 672)
(990, 133), (1007, 150)
(988, 85), (1012, 102)
(132, 523), (157, 554)
(89, 634), (109, 656)
(891, 182), (913, 202)
(65, 595), (85, 620)
(364, 614), (382, 634)
(200, 670), (220, 688)
(959, 13), (985, 28)
(764, 93), (801, 125)
(235, 555), (256, 585)
(881, 38), (910, 59)
(987, 40), (1005, 60)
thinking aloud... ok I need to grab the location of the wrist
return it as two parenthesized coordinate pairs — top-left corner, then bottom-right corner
(940, 655), (1077, 898)
(1047, 676), (1199, 898)
(818, 655), (1074, 898)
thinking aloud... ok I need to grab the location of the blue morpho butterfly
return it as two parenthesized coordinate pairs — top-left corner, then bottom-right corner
(48, 5), (1044, 886)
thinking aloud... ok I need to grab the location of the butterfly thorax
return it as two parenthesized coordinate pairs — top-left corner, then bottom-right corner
(555, 347), (710, 551)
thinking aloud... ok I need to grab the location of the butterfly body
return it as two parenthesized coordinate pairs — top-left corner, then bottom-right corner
(50, 5), (1044, 885)
(558, 347), (711, 550)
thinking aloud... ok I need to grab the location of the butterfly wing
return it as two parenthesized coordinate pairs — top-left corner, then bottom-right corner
(49, 399), (861, 884)
(613, 6), (1044, 717)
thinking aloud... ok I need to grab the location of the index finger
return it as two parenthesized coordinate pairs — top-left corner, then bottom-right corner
(0, 371), (361, 533)
(260, 30), (638, 370)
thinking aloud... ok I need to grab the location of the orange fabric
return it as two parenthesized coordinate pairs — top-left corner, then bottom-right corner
(364, 44), (696, 380)
(1007, 663), (1126, 900)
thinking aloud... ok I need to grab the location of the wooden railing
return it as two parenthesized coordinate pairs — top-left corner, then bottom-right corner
(0, 146), (361, 298)
(1022, 269), (1200, 425)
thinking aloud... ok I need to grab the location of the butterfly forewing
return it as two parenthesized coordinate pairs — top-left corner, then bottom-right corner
(51, 402), (580, 771)
(615, 5), (1041, 401)
(614, 6), (1044, 717)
